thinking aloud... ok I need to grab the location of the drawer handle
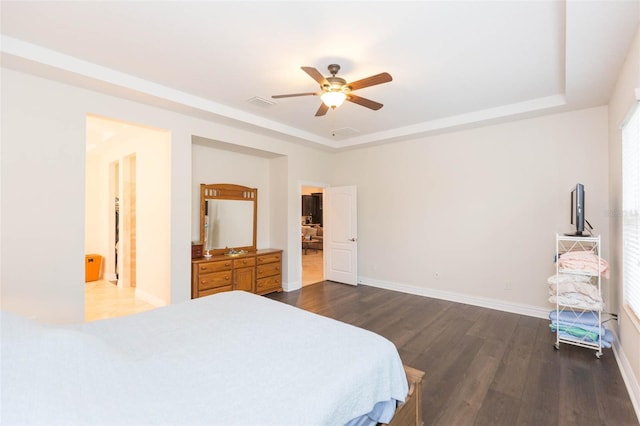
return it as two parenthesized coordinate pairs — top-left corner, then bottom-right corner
(225, 276), (230, 280)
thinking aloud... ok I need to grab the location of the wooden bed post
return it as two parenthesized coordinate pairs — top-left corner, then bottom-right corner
(387, 365), (425, 426)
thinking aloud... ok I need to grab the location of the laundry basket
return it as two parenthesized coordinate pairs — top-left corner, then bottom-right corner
(85, 254), (102, 282)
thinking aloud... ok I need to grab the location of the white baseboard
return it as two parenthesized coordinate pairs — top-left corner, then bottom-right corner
(134, 289), (167, 307)
(358, 276), (551, 319)
(613, 338), (640, 423)
(283, 280), (302, 292)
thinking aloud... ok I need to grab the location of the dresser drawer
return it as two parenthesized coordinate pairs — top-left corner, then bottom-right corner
(256, 275), (281, 294)
(198, 270), (232, 291)
(257, 253), (281, 265)
(197, 260), (232, 274)
(257, 262), (281, 279)
(233, 257), (256, 268)
(199, 285), (233, 297)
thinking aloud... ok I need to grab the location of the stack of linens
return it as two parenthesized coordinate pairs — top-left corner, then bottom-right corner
(557, 250), (610, 279)
(548, 310), (613, 348)
(547, 273), (604, 311)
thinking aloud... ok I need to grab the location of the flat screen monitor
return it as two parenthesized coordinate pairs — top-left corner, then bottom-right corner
(566, 183), (592, 236)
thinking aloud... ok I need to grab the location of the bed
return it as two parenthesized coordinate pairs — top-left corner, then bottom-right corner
(1, 290), (423, 425)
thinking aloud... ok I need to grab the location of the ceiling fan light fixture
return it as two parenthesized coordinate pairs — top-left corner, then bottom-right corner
(321, 91), (347, 108)
(272, 64), (392, 116)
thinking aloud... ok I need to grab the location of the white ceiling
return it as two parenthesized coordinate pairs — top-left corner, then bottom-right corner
(1, 1), (638, 151)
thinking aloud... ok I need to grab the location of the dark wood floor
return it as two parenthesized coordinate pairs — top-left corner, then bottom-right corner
(267, 281), (639, 426)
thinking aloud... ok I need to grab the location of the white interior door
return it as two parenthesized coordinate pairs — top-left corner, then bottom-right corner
(324, 185), (357, 285)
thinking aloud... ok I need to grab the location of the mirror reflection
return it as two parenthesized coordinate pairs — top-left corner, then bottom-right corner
(204, 199), (254, 250)
(199, 183), (257, 255)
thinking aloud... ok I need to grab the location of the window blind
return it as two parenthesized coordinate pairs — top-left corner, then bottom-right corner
(623, 101), (640, 318)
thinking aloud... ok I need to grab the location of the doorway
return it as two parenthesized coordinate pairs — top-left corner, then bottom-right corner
(301, 184), (325, 286)
(85, 114), (171, 321)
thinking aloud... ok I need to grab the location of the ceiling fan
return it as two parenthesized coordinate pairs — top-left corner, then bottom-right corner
(272, 64), (392, 117)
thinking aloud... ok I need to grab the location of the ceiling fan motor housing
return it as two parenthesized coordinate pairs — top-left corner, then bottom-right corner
(324, 64), (350, 93)
(327, 64), (341, 75)
(324, 76), (349, 93)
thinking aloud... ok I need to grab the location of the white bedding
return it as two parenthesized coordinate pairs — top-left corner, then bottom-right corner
(1, 291), (408, 425)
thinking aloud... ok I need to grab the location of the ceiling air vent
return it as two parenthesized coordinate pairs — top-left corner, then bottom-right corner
(331, 127), (360, 137)
(247, 96), (275, 108)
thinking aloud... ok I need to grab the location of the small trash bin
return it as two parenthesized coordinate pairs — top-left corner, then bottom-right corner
(85, 254), (102, 282)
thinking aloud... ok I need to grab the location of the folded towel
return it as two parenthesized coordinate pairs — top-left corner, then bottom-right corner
(550, 320), (606, 336)
(547, 273), (591, 285)
(550, 323), (599, 341)
(548, 294), (604, 311)
(548, 282), (601, 302)
(553, 329), (613, 348)
(549, 310), (600, 327)
(558, 251), (610, 279)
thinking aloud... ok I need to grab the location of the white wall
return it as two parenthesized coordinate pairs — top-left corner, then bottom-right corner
(608, 26), (640, 416)
(136, 129), (172, 304)
(332, 107), (610, 316)
(270, 155), (292, 288)
(1, 70), (87, 323)
(85, 153), (105, 259)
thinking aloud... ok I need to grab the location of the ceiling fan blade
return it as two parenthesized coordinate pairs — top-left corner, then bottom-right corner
(302, 66), (328, 86)
(347, 72), (392, 91)
(272, 92), (317, 99)
(347, 94), (383, 111)
(315, 103), (329, 117)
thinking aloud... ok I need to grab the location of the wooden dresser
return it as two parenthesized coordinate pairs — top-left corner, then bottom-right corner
(192, 249), (282, 299)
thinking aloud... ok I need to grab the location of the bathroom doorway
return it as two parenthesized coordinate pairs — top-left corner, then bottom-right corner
(85, 114), (171, 321)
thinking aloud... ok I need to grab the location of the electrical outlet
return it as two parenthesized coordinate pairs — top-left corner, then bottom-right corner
(504, 280), (512, 290)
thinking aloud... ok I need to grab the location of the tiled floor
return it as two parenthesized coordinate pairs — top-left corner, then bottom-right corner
(85, 280), (156, 322)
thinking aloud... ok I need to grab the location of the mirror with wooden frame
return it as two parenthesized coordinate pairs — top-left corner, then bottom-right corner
(200, 184), (257, 256)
